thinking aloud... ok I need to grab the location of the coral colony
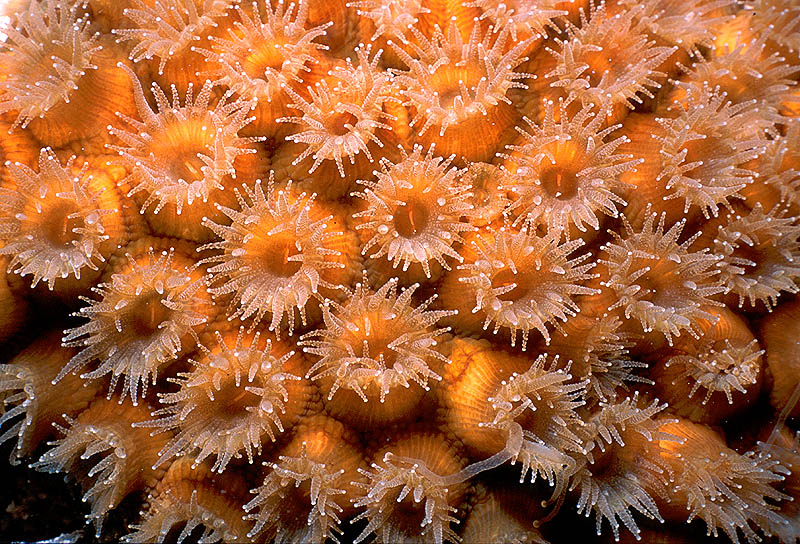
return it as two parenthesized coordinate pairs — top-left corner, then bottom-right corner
(0, 0), (799, 543)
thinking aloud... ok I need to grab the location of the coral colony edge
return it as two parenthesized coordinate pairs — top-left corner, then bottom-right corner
(0, 0), (799, 542)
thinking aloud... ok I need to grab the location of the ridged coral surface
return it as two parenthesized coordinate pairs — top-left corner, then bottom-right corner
(1, 0), (799, 543)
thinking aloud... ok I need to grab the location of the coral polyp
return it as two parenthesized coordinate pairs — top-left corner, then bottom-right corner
(201, 177), (347, 336)
(481, 353), (586, 493)
(31, 399), (167, 533)
(123, 457), (252, 544)
(352, 432), (467, 544)
(599, 209), (725, 344)
(3, 1), (800, 543)
(139, 327), (307, 473)
(352, 144), (474, 278)
(300, 277), (453, 405)
(621, 0), (734, 52)
(675, 34), (799, 127)
(502, 97), (639, 235)
(452, 226), (598, 349)
(744, 122), (800, 211)
(57, 243), (211, 404)
(0, 330), (101, 464)
(244, 415), (363, 543)
(659, 418), (790, 544)
(348, 0), (430, 44)
(113, 0), (232, 76)
(391, 20), (531, 161)
(279, 46), (395, 178)
(650, 306), (764, 423)
(198, 0), (330, 136)
(746, 0), (800, 61)
(569, 395), (676, 541)
(544, 4), (677, 111)
(547, 313), (645, 403)
(109, 66), (257, 219)
(651, 86), (768, 220)
(467, 0), (567, 42)
(706, 204), (800, 310)
(667, 337), (762, 403)
(0, 148), (124, 290)
(0, 1), (100, 130)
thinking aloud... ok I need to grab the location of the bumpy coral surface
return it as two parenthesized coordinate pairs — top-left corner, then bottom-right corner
(0, 0), (799, 543)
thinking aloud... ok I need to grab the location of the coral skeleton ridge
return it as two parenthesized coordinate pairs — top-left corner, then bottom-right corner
(0, 0), (799, 543)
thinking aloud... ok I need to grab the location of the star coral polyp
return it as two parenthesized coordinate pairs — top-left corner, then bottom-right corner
(279, 46), (396, 179)
(599, 209), (726, 344)
(1, 1), (800, 543)
(57, 242), (212, 404)
(453, 226), (598, 349)
(0, 148), (124, 291)
(109, 65), (258, 219)
(391, 19), (533, 162)
(0, 1), (100, 130)
(201, 177), (349, 336)
(352, 143), (474, 278)
(502, 97), (639, 235)
(300, 276), (453, 405)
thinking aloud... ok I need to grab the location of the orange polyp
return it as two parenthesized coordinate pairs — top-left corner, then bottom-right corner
(201, 177), (352, 336)
(642, 85), (769, 225)
(353, 144), (474, 280)
(544, 4), (677, 115)
(137, 326), (312, 473)
(670, 32), (799, 132)
(350, 0), (431, 68)
(569, 395), (676, 542)
(621, 0), (736, 53)
(123, 457), (253, 543)
(300, 277), (454, 425)
(0, 330), (102, 464)
(694, 203), (800, 311)
(598, 208), (725, 346)
(467, 0), (567, 44)
(451, 226), (598, 349)
(501, 97), (638, 236)
(276, 46), (397, 196)
(353, 431), (469, 544)
(544, 313), (644, 404)
(198, 0), (331, 137)
(649, 306), (763, 424)
(657, 418), (789, 543)
(745, 0), (800, 63)
(0, 4), (136, 147)
(391, 20), (531, 162)
(741, 123), (800, 213)
(0, 149), (128, 297)
(31, 398), (168, 534)
(113, 0), (233, 82)
(244, 415), (365, 542)
(57, 239), (213, 405)
(109, 65), (258, 242)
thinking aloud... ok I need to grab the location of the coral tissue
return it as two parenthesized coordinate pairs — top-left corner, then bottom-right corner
(1, 0), (800, 543)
